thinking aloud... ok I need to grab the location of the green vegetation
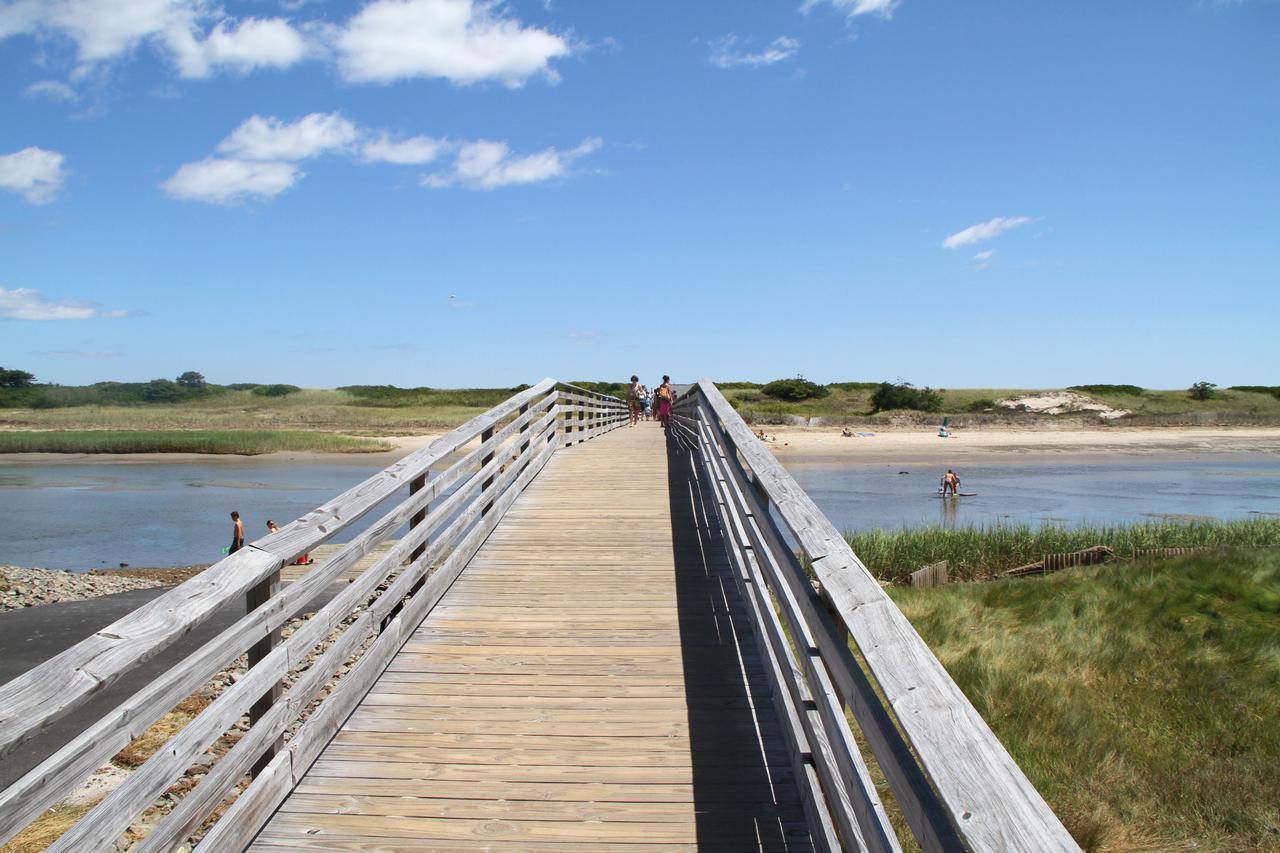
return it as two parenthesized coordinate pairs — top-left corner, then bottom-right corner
(1189, 380), (1218, 401)
(251, 383), (301, 397)
(0, 367), (36, 388)
(0, 430), (392, 455)
(870, 381), (943, 413)
(761, 377), (830, 402)
(846, 519), (1280, 584)
(1069, 384), (1144, 396)
(338, 384), (531, 409)
(889, 550), (1280, 850)
(1230, 385), (1280, 400)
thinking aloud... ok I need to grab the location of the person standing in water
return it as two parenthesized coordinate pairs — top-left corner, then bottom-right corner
(941, 469), (961, 497)
(229, 511), (245, 554)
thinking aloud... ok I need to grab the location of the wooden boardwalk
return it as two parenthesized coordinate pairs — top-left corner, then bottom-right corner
(251, 423), (815, 851)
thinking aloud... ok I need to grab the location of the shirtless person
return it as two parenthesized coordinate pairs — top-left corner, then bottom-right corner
(941, 469), (960, 497)
(229, 511), (245, 554)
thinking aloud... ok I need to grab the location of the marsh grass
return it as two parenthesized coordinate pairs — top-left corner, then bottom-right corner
(889, 550), (1280, 850)
(847, 519), (1280, 583)
(0, 430), (393, 455)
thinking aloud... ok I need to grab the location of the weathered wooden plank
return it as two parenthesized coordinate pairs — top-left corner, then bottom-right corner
(53, 417), (563, 851)
(197, 434), (561, 852)
(0, 545), (282, 761)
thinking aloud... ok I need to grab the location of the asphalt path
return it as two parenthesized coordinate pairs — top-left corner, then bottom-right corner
(0, 583), (342, 789)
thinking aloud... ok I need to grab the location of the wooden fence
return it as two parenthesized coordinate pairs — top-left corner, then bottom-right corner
(0, 381), (626, 851)
(672, 380), (1079, 853)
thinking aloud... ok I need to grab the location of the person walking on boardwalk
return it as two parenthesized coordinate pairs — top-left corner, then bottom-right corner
(639, 382), (651, 420)
(229, 511), (245, 554)
(628, 375), (643, 426)
(655, 376), (675, 429)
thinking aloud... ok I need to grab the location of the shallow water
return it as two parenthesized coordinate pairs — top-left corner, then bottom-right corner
(1, 454), (1277, 571)
(786, 455), (1280, 534)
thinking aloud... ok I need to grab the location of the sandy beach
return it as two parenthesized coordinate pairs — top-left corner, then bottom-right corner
(758, 426), (1280, 465)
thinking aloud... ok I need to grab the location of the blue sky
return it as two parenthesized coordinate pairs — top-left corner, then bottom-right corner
(1, 0), (1277, 390)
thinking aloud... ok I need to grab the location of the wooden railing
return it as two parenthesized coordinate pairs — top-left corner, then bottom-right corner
(671, 380), (1080, 853)
(0, 380), (626, 851)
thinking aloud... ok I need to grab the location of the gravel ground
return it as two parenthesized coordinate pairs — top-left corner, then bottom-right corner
(0, 566), (174, 612)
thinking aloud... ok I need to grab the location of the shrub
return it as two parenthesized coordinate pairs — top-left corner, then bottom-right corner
(1069, 384), (1144, 396)
(967, 398), (996, 412)
(871, 381), (943, 413)
(226, 383), (260, 391)
(1229, 386), (1280, 400)
(176, 371), (207, 388)
(825, 381), (880, 392)
(715, 381), (764, 391)
(251, 384), (301, 397)
(1189, 381), (1217, 401)
(142, 379), (184, 402)
(0, 367), (36, 388)
(761, 377), (830, 402)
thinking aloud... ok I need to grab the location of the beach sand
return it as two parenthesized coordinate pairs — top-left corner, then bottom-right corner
(759, 426), (1280, 466)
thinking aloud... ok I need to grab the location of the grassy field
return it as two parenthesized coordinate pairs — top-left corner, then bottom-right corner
(2, 381), (1278, 456)
(889, 549), (1280, 851)
(0, 430), (393, 455)
(846, 518), (1280, 584)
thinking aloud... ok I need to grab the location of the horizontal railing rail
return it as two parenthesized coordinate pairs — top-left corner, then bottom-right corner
(672, 380), (1080, 853)
(0, 380), (626, 850)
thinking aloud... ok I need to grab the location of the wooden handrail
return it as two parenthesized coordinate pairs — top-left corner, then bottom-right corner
(673, 380), (1080, 853)
(0, 381), (627, 850)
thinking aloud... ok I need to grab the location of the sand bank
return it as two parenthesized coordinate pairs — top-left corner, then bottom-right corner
(761, 426), (1280, 466)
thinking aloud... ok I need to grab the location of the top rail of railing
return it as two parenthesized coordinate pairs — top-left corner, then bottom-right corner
(672, 379), (1079, 853)
(0, 380), (626, 850)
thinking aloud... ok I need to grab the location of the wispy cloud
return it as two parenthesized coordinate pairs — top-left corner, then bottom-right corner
(24, 80), (79, 102)
(942, 216), (1033, 249)
(218, 113), (360, 161)
(0, 287), (129, 321)
(709, 35), (800, 69)
(424, 137), (602, 190)
(0, 147), (68, 205)
(161, 158), (302, 204)
(802, 0), (901, 20)
(165, 113), (602, 203)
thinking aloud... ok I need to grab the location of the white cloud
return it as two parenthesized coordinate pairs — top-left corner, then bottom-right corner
(973, 249), (996, 261)
(24, 80), (79, 102)
(942, 216), (1033, 249)
(30, 348), (125, 358)
(424, 136), (601, 190)
(0, 147), (68, 205)
(161, 158), (301, 204)
(0, 287), (128, 320)
(335, 0), (570, 86)
(165, 15), (309, 78)
(709, 35), (800, 69)
(217, 113), (359, 161)
(362, 134), (446, 165)
(0, 0), (307, 79)
(802, 0), (901, 19)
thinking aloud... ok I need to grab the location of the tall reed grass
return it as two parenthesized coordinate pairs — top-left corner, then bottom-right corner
(846, 518), (1280, 582)
(0, 430), (393, 455)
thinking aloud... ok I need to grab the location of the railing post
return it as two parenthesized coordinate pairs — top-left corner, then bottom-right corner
(480, 426), (496, 515)
(246, 567), (281, 777)
(408, 472), (429, 564)
(519, 402), (531, 455)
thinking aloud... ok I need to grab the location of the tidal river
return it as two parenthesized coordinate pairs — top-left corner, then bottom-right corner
(1, 454), (1278, 571)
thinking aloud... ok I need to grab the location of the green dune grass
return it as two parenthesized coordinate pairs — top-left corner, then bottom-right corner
(846, 519), (1280, 584)
(888, 550), (1280, 850)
